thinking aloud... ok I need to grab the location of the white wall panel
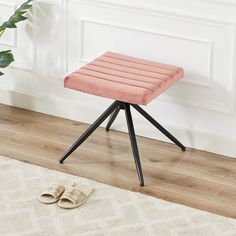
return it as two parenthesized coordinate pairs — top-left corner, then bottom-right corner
(67, 1), (236, 114)
(0, 2), (16, 47)
(0, 0), (36, 72)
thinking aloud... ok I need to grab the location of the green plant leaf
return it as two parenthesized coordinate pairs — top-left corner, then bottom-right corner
(12, 13), (28, 23)
(0, 0), (32, 75)
(0, 50), (14, 68)
(0, 0), (33, 36)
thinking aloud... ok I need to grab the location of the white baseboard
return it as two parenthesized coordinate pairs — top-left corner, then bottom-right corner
(0, 88), (235, 158)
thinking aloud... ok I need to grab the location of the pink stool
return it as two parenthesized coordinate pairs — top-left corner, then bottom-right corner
(59, 52), (186, 186)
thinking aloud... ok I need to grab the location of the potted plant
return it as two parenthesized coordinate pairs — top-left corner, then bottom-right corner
(0, 0), (33, 76)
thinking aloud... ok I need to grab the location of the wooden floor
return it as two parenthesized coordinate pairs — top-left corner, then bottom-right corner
(0, 103), (236, 219)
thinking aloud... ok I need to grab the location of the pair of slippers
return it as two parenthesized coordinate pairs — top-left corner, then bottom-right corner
(38, 183), (93, 209)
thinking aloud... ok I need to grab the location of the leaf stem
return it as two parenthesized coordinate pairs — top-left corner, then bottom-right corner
(0, 29), (6, 37)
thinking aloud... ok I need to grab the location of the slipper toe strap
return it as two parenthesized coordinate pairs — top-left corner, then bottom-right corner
(41, 184), (65, 199)
(60, 187), (86, 205)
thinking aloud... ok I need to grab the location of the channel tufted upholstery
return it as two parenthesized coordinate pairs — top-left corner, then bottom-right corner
(64, 51), (184, 105)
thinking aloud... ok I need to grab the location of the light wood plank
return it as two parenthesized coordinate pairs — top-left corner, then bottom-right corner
(0, 103), (236, 219)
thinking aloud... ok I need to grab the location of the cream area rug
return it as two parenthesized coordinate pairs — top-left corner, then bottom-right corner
(0, 156), (236, 236)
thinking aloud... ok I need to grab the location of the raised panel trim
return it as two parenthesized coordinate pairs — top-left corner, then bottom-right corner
(0, 1), (37, 72)
(0, 2), (17, 47)
(79, 18), (214, 88)
(68, 0), (236, 115)
(70, 0), (236, 25)
(12, 2), (37, 72)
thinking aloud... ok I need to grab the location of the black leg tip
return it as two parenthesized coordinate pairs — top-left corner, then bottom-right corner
(182, 147), (186, 152)
(105, 127), (110, 132)
(140, 183), (144, 187)
(59, 160), (64, 164)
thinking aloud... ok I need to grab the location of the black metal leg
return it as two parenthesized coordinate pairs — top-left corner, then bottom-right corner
(59, 100), (119, 164)
(106, 105), (121, 131)
(132, 104), (186, 151)
(124, 103), (144, 186)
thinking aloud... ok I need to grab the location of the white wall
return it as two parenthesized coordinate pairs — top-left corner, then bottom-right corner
(0, 0), (236, 158)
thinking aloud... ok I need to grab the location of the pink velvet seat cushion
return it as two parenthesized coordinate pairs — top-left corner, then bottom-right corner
(64, 51), (184, 105)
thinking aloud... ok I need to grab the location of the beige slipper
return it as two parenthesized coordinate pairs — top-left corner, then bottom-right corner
(58, 184), (93, 209)
(39, 184), (65, 204)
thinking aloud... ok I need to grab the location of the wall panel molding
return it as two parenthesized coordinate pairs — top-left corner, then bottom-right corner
(0, 1), (37, 72)
(79, 18), (214, 89)
(0, 2), (17, 47)
(70, 0), (236, 24)
(67, 0), (236, 114)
